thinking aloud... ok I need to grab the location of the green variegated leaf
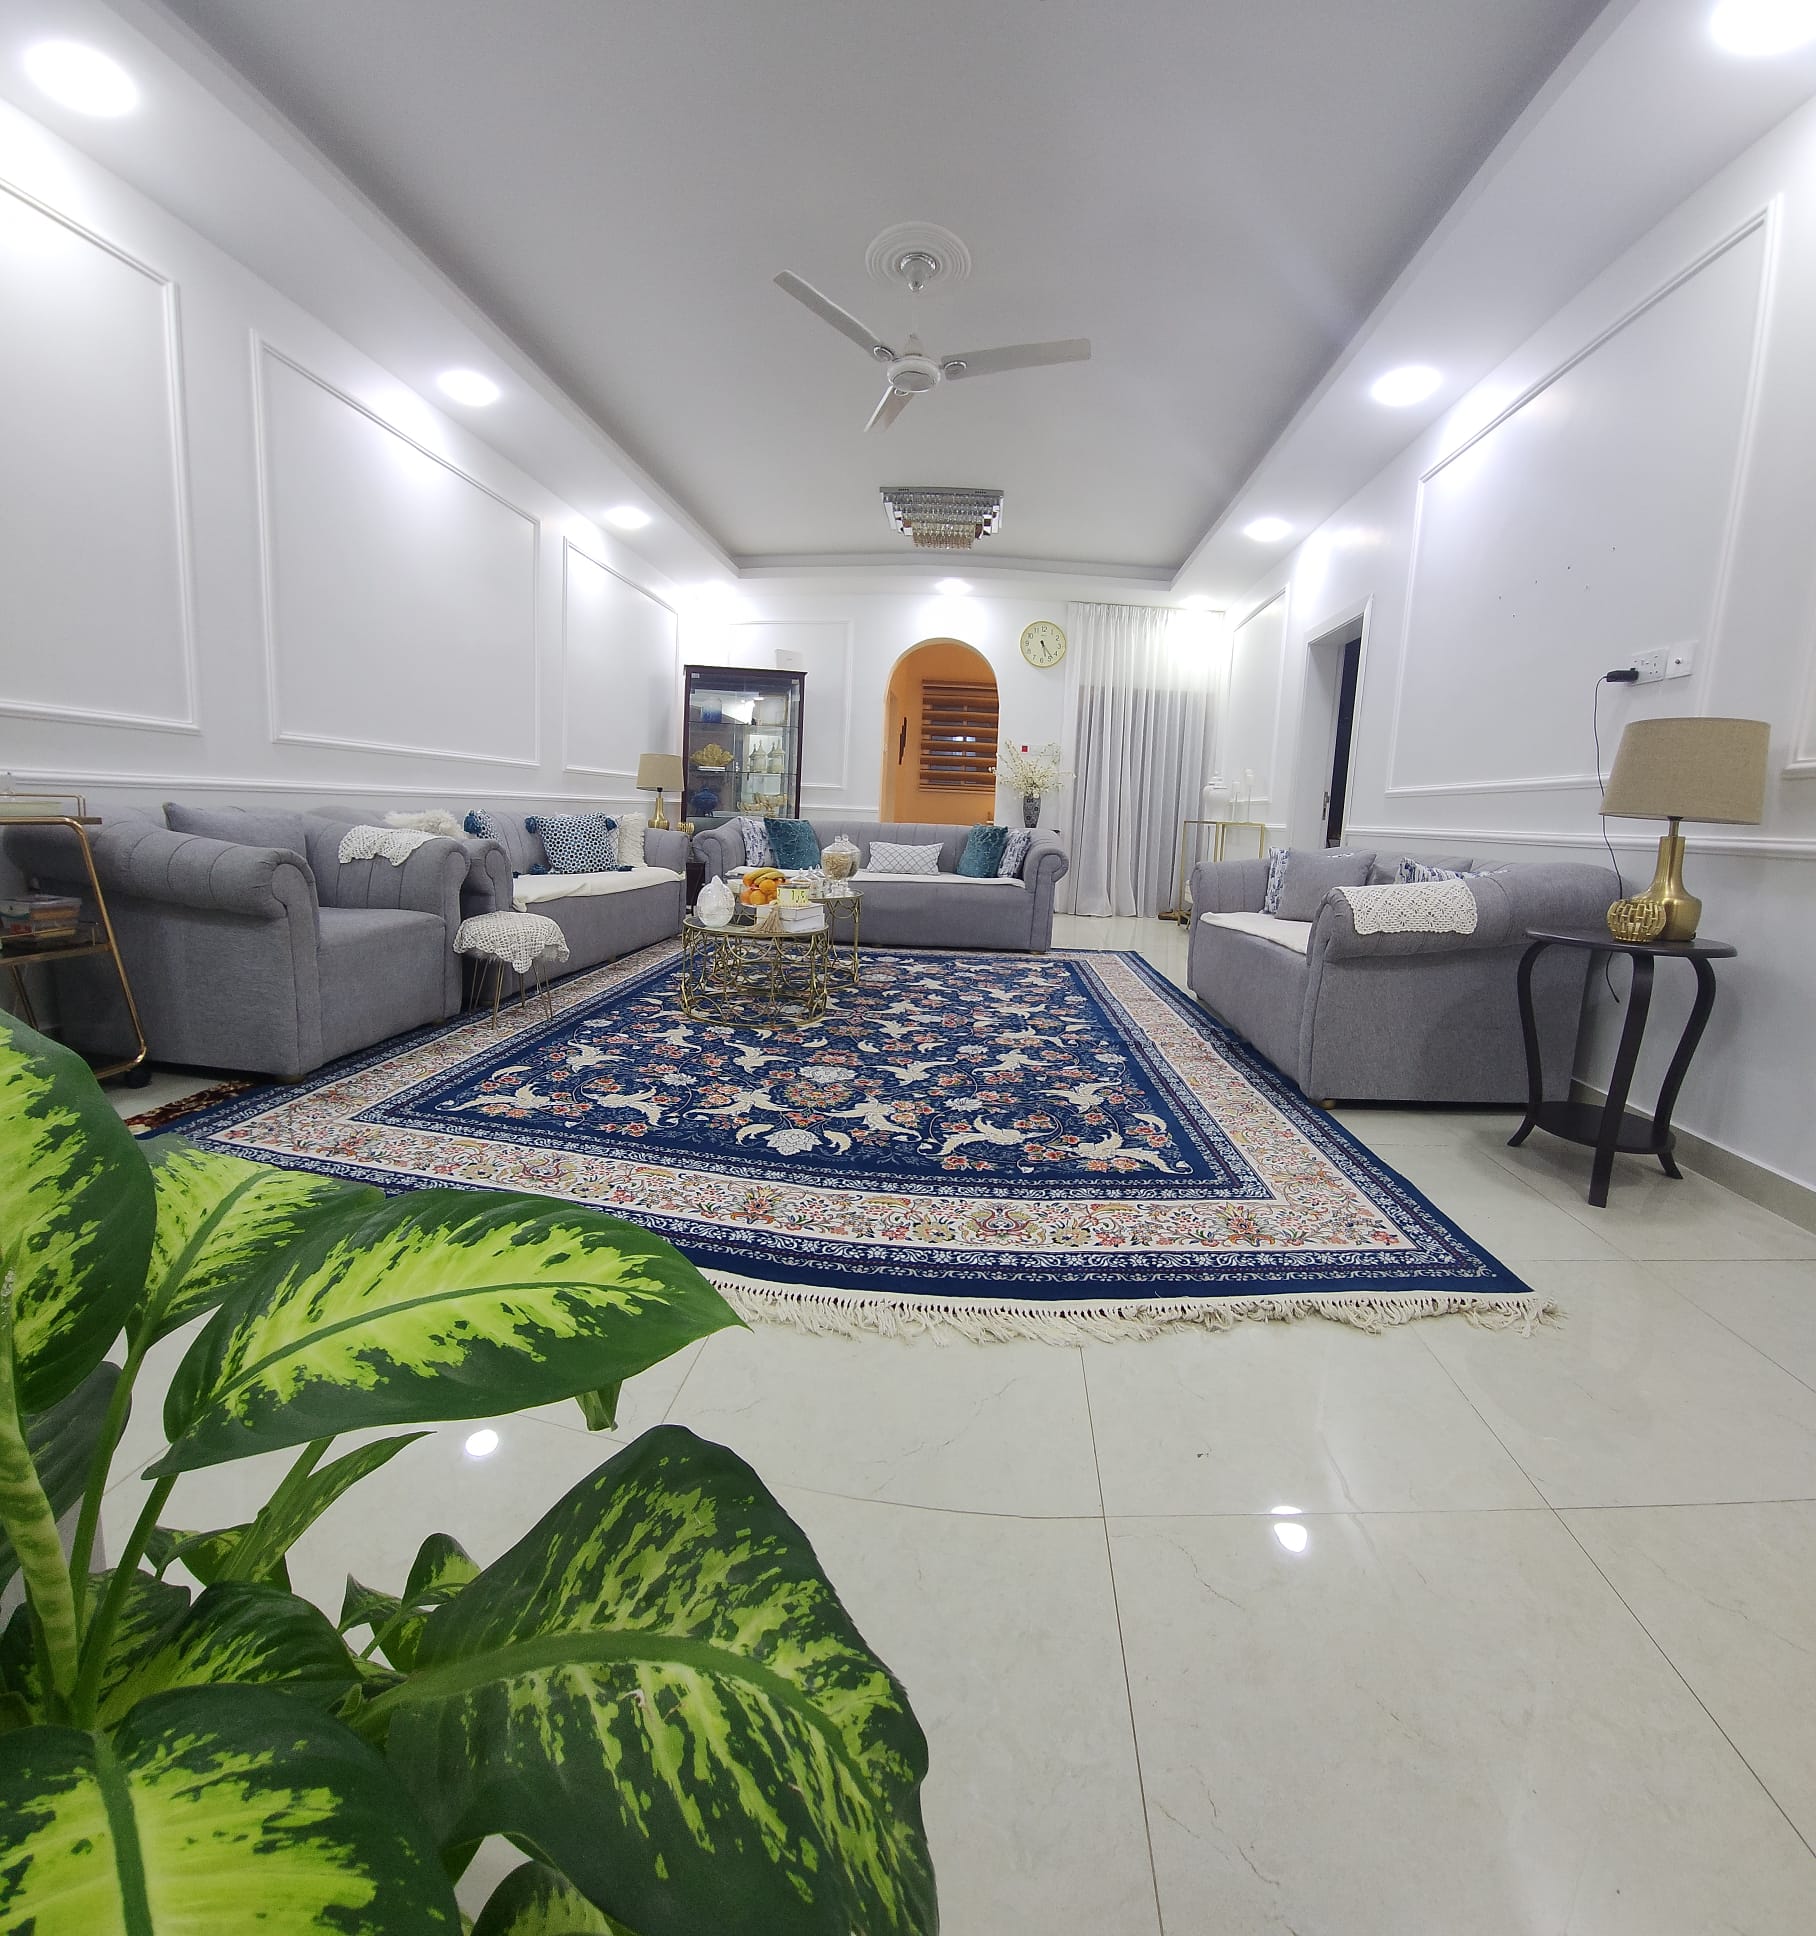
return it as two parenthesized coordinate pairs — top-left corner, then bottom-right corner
(0, 1570), (189, 1717)
(473, 1861), (633, 1936)
(377, 1427), (937, 1936)
(339, 1574), (402, 1638)
(212, 1434), (427, 1584)
(156, 1192), (740, 1474)
(140, 1137), (382, 1343)
(140, 1526), (186, 1579)
(0, 1686), (459, 1931)
(160, 1524), (286, 1589)
(576, 1382), (621, 1432)
(0, 1363), (119, 1594)
(95, 1581), (359, 1726)
(404, 1532), (478, 1605)
(0, 1012), (154, 1411)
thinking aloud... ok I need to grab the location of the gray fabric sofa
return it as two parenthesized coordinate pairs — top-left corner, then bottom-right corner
(4, 808), (471, 1080)
(400, 809), (688, 972)
(1186, 852), (1618, 1103)
(691, 817), (1069, 952)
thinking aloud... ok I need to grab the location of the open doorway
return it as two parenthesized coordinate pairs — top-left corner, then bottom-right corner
(880, 639), (999, 824)
(1291, 609), (1368, 848)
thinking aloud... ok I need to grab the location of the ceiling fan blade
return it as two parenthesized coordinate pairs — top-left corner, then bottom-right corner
(774, 272), (894, 360)
(940, 338), (1092, 380)
(865, 386), (915, 432)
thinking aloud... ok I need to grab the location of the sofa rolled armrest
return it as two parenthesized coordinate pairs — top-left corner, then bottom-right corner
(453, 837), (512, 915)
(693, 825), (743, 881)
(5, 820), (317, 923)
(644, 827), (691, 873)
(1189, 857), (1269, 916)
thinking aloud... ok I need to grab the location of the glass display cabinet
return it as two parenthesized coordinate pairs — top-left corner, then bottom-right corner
(681, 665), (806, 828)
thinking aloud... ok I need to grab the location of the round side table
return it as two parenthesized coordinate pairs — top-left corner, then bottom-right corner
(1508, 926), (1736, 1207)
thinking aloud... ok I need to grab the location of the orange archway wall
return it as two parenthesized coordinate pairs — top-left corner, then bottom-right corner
(879, 639), (999, 825)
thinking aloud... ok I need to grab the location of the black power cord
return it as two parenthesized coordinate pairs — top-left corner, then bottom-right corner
(1592, 667), (1640, 1003)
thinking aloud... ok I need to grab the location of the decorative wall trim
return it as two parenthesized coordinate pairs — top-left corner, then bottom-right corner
(251, 337), (541, 767)
(1, 764), (638, 807)
(733, 619), (855, 793)
(1384, 209), (1772, 801)
(1222, 589), (1288, 803)
(0, 181), (200, 736)
(1344, 821), (1816, 861)
(559, 537), (678, 779)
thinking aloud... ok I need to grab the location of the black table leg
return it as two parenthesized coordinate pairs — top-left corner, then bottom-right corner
(1507, 938), (1549, 1147)
(1591, 953), (1655, 1207)
(1648, 956), (1719, 1181)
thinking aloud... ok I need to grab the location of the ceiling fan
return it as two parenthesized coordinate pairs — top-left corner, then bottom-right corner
(774, 252), (1090, 431)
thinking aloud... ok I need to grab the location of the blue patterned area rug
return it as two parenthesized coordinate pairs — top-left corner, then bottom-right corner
(157, 944), (1549, 1342)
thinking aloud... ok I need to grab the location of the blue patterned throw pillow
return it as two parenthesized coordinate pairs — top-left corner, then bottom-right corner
(525, 812), (618, 874)
(997, 828), (1034, 878)
(958, 824), (1009, 877)
(1260, 846), (1291, 914)
(1396, 858), (1467, 884)
(737, 816), (773, 869)
(463, 808), (507, 841)
(764, 818), (822, 870)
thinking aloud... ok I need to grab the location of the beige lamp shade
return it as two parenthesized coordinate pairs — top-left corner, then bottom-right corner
(635, 753), (684, 795)
(1600, 717), (1770, 825)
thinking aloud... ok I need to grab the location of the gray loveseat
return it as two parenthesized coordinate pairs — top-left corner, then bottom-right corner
(4, 807), (471, 1080)
(1187, 851), (1618, 1103)
(692, 818), (1069, 952)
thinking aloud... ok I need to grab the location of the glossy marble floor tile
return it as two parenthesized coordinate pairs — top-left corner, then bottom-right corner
(1111, 1508), (1816, 1935)
(1654, 1258), (1816, 1394)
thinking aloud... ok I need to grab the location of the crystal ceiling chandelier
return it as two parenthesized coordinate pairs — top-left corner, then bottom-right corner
(880, 486), (1004, 550)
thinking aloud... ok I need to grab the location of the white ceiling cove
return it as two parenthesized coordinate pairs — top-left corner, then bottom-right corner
(151, 0), (1608, 572)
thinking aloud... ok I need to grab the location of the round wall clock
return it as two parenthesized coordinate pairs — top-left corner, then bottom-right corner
(1020, 620), (1067, 668)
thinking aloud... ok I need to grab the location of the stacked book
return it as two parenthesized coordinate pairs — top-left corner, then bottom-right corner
(0, 894), (85, 945)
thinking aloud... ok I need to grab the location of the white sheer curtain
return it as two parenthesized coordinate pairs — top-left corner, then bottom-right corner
(1065, 601), (1214, 918)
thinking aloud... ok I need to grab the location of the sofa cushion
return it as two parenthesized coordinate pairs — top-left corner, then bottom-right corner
(317, 906), (451, 1061)
(958, 824), (1009, 877)
(868, 840), (944, 875)
(997, 828), (1034, 878)
(615, 811), (647, 867)
(1369, 852), (1475, 885)
(165, 803), (311, 856)
(735, 816), (772, 868)
(764, 817), (821, 870)
(1273, 848), (1376, 921)
(526, 811), (618, 873)
(1198, 911), (1314, 956)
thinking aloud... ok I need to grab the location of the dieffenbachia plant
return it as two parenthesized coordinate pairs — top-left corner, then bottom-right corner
(0, 1012), (938, 1935)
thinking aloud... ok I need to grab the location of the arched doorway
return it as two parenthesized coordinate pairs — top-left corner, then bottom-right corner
(879, 639), (1000, 824)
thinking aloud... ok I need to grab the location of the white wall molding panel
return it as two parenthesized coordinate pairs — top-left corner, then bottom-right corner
(561, 540), (678, 780)
(730, 619), (855, 794)
(0, 177), (198, 735)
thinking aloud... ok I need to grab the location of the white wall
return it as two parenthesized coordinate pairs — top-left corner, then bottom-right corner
(1224, 90), (1816, 1194)
(0, 100), (680, 823)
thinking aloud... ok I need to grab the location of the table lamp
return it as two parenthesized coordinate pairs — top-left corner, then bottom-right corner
(636, 753), (684, 831)
(1599, 716), (1769, 942)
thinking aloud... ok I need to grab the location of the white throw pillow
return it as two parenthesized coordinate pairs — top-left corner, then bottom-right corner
(616, 811), (647, 867)
(867, 840), (944, 875)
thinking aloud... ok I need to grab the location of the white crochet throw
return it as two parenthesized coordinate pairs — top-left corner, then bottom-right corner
(1335, 879), (1478, 936)
(338, 824), (435, 867)
(454, 911), (571, 975)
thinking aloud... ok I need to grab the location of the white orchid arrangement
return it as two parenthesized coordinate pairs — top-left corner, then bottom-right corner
(998, 739), (1069, 797)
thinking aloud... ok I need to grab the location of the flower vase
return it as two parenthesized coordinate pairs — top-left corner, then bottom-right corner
(1021, 793), (1041, 829)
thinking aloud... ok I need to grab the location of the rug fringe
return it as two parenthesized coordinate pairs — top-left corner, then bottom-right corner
(706, 1272), (1560, 1345)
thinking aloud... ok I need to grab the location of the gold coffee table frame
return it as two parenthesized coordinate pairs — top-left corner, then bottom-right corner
(679, 914), (832, 1029)
(812, 887), (864, 985)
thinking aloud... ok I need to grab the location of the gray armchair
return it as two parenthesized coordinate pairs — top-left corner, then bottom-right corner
(4, 811), (470, 1080)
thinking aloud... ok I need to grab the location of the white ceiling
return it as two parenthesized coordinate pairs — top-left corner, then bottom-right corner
(150, 0), (1607, 572)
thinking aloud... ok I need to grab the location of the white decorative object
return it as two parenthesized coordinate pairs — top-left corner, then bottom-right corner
(337, 824), (435, 866)
(1334, 880), (1478, 936)
(453, 911), (571, 974)
(385, 809), (464, 837)
(615, 810), (648, 867)
(696, 877), (736, 927)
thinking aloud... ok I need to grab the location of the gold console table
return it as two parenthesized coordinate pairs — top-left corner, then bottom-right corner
(1161, 819), (1267, 925)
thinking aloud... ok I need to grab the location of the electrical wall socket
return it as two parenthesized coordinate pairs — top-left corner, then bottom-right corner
(1630, 646), (1695, 684)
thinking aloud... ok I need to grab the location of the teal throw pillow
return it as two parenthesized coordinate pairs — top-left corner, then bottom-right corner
(958, 824), (1010, 878)
(764, 818), (821, 870)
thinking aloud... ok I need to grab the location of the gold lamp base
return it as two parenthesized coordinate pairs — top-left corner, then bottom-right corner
(647, 790), (670, 831)
(1606, 820), (1700, 944)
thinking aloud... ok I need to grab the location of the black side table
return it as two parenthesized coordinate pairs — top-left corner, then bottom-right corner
(1509, 927), (1735, 1208)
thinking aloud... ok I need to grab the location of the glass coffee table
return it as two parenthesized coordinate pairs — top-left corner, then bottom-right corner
(679, 912), (832, 1029)
(812, 886), (864, 985)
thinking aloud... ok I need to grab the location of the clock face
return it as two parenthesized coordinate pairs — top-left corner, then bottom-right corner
(1020, 620), (1067, 668)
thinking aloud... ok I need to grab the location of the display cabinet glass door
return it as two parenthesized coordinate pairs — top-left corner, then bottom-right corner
(682, 666), (806, 827)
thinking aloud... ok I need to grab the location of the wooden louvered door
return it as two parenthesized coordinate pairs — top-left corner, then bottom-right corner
(918, 681), (999, 793)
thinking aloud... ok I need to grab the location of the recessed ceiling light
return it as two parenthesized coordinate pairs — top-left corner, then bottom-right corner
(23, 40), (138, 116)
(1243, 516), (1292, 544)
(437, 368), (500, 407)
(463, 1427), (499, 1458)
(604, 504), (652, 531)
(935, 577), (971, 595)
(1710, 0), (1816, 55)
(1369, 363), (1442, 407)
(1181, 594), (1214, 611)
